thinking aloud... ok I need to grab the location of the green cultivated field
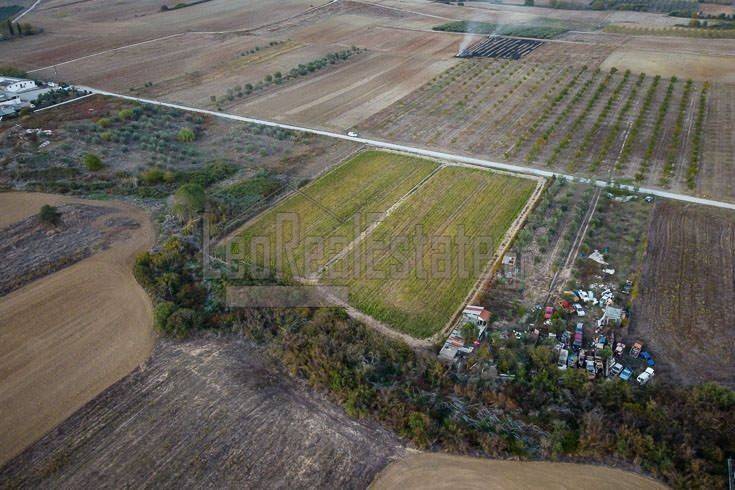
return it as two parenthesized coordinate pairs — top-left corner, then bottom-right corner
(233, 151), (535, 339)
(233, 151), (438, 277)
(325, 166), (535, 338)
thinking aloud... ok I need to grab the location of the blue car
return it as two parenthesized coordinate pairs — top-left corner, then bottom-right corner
(640, 351), (655, 367)
(619, 367), (633, 381)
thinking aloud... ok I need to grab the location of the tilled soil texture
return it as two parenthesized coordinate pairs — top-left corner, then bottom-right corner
(0, 203), (140, 295)
(633, 201), (735, 388)
(0, 336), (404, 489)
(0, 192), (156, 465)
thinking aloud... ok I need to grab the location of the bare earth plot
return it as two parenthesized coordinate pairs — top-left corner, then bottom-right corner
(370, 453), (666, 490)
(632, 201), (735, 388)
(0, 336), (403, 489)
(233, 50), (456, 130)
(2, 0), (319, 70)
(0, 192), (156, 465)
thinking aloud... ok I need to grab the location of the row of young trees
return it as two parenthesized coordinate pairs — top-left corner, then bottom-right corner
(591, 72), (646, 171)
(212, 47), (363, 107)
(505, 66), (583, 160)
(571, 69), (632, 170)
(546, 68), (617, 166)
(661, 79), (693, 185)
(615, 75), (661, 171)
(636, 76), (677, 182)
(687, 83), (709, 189)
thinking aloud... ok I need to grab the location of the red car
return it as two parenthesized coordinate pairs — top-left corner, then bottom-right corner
(544, 306), (554, 320)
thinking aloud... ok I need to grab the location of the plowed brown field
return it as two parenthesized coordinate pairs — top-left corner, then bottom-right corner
(0, 192), (156, 464)
(633, 201), (735, 388)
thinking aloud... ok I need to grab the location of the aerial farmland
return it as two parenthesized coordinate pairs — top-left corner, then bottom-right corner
(1, 0), (735, 488)
(229, 150), (539, 339)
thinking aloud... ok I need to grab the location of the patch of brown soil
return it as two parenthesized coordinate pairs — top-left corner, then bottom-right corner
(370, 453), (667, 490)
(0, 192), (156, 465)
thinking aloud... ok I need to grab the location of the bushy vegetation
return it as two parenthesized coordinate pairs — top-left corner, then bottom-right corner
(1, 18), (41, 40)
(134, 237), (210, 338)
(0, 65), (27, 77)
(38, 204), (61, 227)
(589, 0), (696, 13)
(210, 170), (283, 218)
(82, 153), (104, 171)
(159, 0), (212, 11)
(433, 20), (568, 39)
(147, 275), (734, 488)
(33, 87), (88, 110)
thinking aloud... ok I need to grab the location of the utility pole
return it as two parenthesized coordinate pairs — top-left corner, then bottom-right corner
(728, 458), (733, 490)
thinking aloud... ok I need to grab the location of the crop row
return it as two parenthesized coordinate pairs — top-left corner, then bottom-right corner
(546, 68), (617, 166)
(636, 77), (677, 182)
(615, 75), (661, 171)
(661, 79), (693, 186)
(570, 69), (632, 171)
(687, 83), (709, 189)
(505, 66), (585, 159)
(591, 72), (646, 172)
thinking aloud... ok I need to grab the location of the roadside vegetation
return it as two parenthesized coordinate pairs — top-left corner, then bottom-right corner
(604, 23), (735, 38)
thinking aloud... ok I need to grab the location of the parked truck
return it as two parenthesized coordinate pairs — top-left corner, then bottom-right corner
(637, 367), (655, 385)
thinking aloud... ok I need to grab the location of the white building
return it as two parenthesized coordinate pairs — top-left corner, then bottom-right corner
(0, 77), (38, 93)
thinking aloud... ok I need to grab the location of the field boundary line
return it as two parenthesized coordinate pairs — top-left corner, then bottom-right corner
(33, 93), (94, 112)
(431, 175), (547, 344)
(75, 87), (735, 211)
(309, 162), (445, 281)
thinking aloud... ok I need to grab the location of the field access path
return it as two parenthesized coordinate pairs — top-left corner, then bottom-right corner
(81, 87), (735, 213)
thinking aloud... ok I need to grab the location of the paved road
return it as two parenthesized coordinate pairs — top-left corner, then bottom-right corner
(12, 0), (41, 22)
(80, 86), (735, 212)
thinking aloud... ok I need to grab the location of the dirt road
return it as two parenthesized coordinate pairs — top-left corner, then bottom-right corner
(370, 453), (667, 490)
(0, 192), (156, 465)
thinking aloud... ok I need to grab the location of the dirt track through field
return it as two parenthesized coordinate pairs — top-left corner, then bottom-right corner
(370, 453), (667, 490)
(0, 192), (156, 465)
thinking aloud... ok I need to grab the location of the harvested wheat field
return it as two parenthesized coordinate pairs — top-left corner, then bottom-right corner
(632, 201), (735, 388)
(0, 192), (156, 465)
(370, 453), (666, 490)
(0, 336), (403, 488)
